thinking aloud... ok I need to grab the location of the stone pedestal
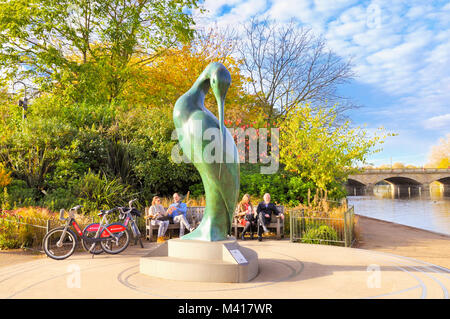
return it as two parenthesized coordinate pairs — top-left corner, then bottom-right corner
(140, 238), (259, 283)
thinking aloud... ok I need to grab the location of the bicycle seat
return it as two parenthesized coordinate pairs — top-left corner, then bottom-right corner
(98, 209), (113, 217)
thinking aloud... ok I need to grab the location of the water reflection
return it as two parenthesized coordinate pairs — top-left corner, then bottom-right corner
(347, 184), (450, 235)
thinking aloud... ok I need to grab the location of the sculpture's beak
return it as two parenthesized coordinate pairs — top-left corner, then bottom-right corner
(210, 66), (231, 178)
(210, 67), (231, 132)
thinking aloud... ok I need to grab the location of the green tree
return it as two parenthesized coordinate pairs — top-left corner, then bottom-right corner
(278, 103), (390, 192)
(0, 0), (200, 103)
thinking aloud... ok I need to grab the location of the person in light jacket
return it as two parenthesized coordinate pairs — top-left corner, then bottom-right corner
(146, 196), (170, 243)
(167, 193), (194, 237)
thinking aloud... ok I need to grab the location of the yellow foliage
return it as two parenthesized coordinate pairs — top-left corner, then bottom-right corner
(392, 162), (405, 169)
(0, 163), (11, 188)
(426, 133), (450, 168)
(437, 157), (450, 169)
(122, 31), (263, 124)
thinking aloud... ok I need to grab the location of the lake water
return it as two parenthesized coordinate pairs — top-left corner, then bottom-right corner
(347, 185), (450, 235)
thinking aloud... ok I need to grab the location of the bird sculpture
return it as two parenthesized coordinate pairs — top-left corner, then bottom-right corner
(173, 62), (240, 241)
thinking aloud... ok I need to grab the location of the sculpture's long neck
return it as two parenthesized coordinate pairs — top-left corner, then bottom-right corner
(189, 75), (210, 107)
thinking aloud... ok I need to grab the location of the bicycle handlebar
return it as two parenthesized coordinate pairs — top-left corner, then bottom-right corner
(59, 205), (82, 220)
(128, 199), (138, 208)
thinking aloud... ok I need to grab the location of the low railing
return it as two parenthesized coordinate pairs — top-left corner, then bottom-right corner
(0, 211), (97, 251)
(0, 212), (58, 251)
(289, 205), (355, 247)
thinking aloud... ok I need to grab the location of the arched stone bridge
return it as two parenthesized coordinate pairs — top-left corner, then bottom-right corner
(347, 168), (450, 196)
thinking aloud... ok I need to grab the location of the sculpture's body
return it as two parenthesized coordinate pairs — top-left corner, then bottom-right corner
(173, 62), (240, 241)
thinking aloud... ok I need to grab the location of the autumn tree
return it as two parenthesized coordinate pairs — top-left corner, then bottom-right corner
(392, 162), (405, 169)
(0, 0), (200, 103)
(123, 29), (262, 123)
(426, 134), (450, 168)
(278, 104), (388, 192)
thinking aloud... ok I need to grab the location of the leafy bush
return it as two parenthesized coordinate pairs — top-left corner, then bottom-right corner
(0, 221), (22, 249)
(41, 188), (78, 212)
(189, 182), (205, 198)
(76, 170), (134, 212)
(301, 224), (338, 245)
(240, 170), (317, 206)
(2, 180), (38, 208)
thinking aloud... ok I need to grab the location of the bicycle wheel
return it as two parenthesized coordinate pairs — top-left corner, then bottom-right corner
(43, 227), (77, 260)
(81, 223), (103, 255)
(100, 223), (130, 254)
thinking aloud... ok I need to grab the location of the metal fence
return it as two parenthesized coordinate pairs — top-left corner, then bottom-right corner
(0, 211), (97, 251)
(0, 212), (58, 251)
(289, 206), (355, 247)
(0, 210), (148, 251)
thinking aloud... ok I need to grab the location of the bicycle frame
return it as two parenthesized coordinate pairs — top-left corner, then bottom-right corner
(57, 208), (126, 249)
(122, 210), (140, 237)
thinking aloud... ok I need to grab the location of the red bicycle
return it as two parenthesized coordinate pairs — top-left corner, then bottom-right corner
(43, 206), (129, 260)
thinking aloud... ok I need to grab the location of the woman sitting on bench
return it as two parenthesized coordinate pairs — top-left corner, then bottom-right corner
(146, 196), (170, 243)
(237, 194), (257, 240)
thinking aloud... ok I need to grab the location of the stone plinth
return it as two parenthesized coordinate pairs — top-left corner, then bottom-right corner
(140, 238), (258, 283)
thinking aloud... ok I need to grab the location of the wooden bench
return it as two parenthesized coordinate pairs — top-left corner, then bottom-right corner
(145, 205), (285, 241)
(145, 206), (205, 241)
(232, 205), (285, 239)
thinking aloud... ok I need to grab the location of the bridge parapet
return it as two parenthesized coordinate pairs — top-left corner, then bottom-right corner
(347, 168), (450, 190)
(355, 168), (450, 174)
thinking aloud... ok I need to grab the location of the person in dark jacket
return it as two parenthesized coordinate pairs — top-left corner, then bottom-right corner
(256, 193), (284, 241)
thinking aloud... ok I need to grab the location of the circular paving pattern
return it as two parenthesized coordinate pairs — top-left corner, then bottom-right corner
(0, 241), (448, 299)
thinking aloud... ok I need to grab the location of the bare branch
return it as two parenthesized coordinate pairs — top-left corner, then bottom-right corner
(237, 17), (356, 120)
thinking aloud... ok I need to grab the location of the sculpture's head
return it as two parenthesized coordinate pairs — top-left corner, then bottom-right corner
(208, 62), (231, 102)
(206, 63), (231, 131)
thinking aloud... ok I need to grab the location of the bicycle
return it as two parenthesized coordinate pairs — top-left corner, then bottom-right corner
(117, 199), (144, 249)
(42, 205), (130, 260)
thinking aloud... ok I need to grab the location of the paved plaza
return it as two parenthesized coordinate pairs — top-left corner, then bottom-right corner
(0, 240), (448, 299)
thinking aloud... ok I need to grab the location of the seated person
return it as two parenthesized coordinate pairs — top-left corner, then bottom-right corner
(237, 194), (257, 240)
(167, 192), (194, 237)
(256, 193), (284, 241)
(146, 196), (170, 243)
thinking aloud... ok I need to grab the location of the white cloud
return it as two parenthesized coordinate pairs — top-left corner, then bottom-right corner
(194, 0), (450, 165)
(424, 114), (450, 130)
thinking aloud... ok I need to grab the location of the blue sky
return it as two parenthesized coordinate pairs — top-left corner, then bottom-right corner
(195, 0), (450, 167)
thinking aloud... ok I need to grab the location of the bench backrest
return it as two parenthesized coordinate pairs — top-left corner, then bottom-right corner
(145, 205), (284, 225)
(233, 205), (285, 223)
(145, 206), (205, 224)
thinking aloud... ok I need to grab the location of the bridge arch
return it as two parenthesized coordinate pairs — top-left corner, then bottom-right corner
(346, 179), (366, 196)
(433, 177), (450, 196)
(434, 177), (450, 185)
(377, 176), (422, 186)
(347, 169), (450, 197)
(377, 177), (422, 197)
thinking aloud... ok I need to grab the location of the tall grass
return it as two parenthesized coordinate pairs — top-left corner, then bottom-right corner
(0, 207), (57, 249)
(0, 206), (99, 250)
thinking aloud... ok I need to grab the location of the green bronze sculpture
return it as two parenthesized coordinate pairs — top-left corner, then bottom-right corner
(173, 62), (240, 241)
